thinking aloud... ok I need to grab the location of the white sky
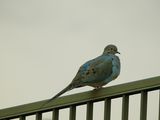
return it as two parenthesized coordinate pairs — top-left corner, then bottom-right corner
(0, 0), (160, 120)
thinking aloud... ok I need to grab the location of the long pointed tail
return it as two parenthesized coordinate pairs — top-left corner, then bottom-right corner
(40, 84), (73, 108)
(51, 84), (73, 100)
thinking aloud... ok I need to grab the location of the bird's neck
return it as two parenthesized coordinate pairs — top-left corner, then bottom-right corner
(102, 53), (115, 56)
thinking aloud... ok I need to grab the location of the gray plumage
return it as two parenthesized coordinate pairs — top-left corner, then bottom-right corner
(42, 44), (120, 107)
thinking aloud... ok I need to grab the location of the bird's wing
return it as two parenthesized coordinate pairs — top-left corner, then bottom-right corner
(71, 55), (113, 87)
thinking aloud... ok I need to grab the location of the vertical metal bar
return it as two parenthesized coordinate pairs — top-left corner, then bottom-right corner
(19, 116), (25, 120)
(69, 105), (76, 120)
(104, 98), (111, 120)
(140, 91), (148, 120)
(122, 95), (129, 120)
(36, 112), (42, 120)
(158, 90), (160, 120)
(52, 108), (59, 120)
(86, 101), (93, 120)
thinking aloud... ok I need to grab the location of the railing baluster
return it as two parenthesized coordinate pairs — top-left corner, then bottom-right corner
(69, 105), (76, 120)
(140, 91), (148, 120)
(36, 112), (42, 120)
(158, 90), (160, 120)
(104, 98), (111, 120)
(52, 108), (59, 120)
(122, 95), (129, 120)
(86, 101), (93, 120)
(19, 116), (25, 120)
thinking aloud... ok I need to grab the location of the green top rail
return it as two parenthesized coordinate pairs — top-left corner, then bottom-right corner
(0, 76), (160, 119)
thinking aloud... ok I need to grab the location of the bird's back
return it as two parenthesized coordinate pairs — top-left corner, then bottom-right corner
(71, 54), (115, 88)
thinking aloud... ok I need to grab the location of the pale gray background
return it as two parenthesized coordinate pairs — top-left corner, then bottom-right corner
(0, 0), (160, 120)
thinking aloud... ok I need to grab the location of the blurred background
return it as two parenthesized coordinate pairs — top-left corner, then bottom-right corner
(0, 0), (160, 120)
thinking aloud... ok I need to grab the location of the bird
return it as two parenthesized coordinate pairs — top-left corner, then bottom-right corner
(42, 44), (120, 107)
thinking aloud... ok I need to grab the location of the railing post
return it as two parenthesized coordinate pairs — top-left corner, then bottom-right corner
(52, 109), (59, 120)
(86, 101), (93, 120)
(140, 91), (148, 120)
(69, 105), (76, 120)
(104, 98), (111, 120)
(158, 90), (160, 120)
(19, 116), (25, 120)
(122, 95), (129, 120)
(36, 112), (42, 120)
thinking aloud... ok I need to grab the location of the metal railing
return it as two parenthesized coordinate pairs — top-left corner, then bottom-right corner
(0, 76), (160, 120)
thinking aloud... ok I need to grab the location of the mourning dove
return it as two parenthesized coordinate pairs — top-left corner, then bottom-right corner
(43, 44), (120, 107)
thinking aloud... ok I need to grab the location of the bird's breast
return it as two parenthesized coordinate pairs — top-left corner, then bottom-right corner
(111, 56), (120, 80)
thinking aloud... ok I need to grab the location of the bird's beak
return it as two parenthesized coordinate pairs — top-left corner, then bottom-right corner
(117, 51), (120, 54)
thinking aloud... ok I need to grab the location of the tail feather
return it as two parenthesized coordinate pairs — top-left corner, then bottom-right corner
(40, 84), (73, 108)
(51, 84), (72, 100)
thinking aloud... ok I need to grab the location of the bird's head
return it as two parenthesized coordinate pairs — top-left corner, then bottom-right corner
(103, 44), (120, 55)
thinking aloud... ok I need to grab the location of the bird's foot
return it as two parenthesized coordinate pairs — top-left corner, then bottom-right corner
(93, 86), (103, 90)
